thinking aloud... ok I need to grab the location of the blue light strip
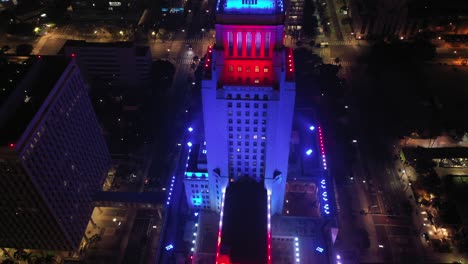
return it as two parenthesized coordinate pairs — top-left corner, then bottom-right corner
(294, 237), (300, 263)
(167, 139), (192, 206)
(190, 212), (200, 254)
(321, 179), (330, 215)
(317, 126), (330, 215)
(166, 175), (176, 205)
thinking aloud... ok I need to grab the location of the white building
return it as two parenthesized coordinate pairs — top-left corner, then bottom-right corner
(201, 0), (296, 214)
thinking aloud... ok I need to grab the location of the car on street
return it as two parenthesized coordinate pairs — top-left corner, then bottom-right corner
(422, 232), (430, 242)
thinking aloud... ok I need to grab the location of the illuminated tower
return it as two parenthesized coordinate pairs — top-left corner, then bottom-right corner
(202, 0), (295, 214)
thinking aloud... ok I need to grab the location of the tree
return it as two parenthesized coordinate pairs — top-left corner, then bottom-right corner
(15, 44), (33, 56)
(334, 57), (341, 65)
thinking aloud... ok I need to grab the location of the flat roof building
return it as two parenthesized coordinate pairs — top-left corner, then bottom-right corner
(63, 40), (152, 90)
(218, 179), (268, 264)
(0, 56), (111, 250)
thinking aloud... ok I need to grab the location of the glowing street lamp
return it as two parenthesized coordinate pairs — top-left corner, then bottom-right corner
(306, 149), (313, 156)
(309, 126), (315, 131)
(187, 142), (193, 147)
(188, 127), (193, 132)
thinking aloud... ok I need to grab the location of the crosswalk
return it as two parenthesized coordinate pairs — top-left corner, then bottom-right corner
(184, 37), (211, 45)
(327, 39), (357, 46)
(174, 57), (194, 65)
(328, 60), (354, 66)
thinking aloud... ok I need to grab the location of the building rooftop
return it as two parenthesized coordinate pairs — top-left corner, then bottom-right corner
(63, 40), (150, 56)
(0, 56), (72, 146)
(216, 0), (284, 14)
(220, 178), (268, 263)
(185, 143), (208, 179)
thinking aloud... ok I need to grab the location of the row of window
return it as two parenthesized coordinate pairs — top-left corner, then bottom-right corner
(227, 94), (270, 101)
(228, 101), (269, 109)
(227, 32), (271, 57)
(228, 65), (269, 73)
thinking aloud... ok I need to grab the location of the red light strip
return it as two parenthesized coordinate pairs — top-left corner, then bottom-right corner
(267, 193), (272, 264)
(285, 48), (294, 81)
(215, 190), (226, 264)
(204, 46), (213, 79)
(318, 126), (327, 170)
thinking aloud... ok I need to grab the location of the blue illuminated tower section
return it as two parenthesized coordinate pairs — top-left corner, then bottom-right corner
(201, 0), (295, 215)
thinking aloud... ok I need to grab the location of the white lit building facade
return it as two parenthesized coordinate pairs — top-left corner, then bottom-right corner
(201, 0), (296, 214)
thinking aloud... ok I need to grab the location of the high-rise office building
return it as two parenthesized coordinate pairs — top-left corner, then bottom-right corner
(201, 0), (295, 215)
(0, 56), (111, 250)
(63, 40), (152, 89)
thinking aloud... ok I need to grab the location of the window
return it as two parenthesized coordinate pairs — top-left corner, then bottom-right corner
(254, 78), (259, 84)
(246, 66), (251, 72)
(246, 32), (252, 56)
(237, 103), (241, 108)
(238, 66), (242, 72)
(229, 65), (234, 72)
(265, 32), (271, 56)
(228, 32), (233, 56)
(228, 119), (233, 124)
(237, 32), (242, 55)
(264, 67), (269, 73)
(228, 102), (232, 107)
(255, 66), (260, 72)
(255, 32), (261, 56)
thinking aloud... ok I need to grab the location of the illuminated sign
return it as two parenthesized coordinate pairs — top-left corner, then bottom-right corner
(108, 1), (121, 6)
(165, 244), (174, 250)
(225, 0), (275, 10)
(169, 7), (184, 13)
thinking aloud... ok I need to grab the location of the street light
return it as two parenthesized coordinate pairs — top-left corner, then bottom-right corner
(352, 139), (358, 143)
(188, 127), (193, 132)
